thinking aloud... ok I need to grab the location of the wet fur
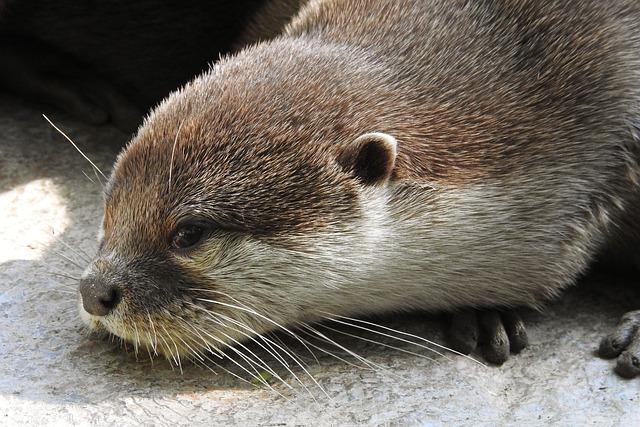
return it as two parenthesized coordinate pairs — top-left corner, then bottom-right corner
(82, 0), (640, 357)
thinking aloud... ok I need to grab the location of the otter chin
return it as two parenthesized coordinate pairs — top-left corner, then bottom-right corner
(79, 0), (640, 377)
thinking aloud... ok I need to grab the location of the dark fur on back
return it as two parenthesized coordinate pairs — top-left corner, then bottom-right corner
(283, 0), (640, 183)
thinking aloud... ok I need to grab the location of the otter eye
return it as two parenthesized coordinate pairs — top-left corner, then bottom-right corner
(171, 224), (205, 250)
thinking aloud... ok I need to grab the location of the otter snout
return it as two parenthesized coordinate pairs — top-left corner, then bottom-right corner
(79, 275), (121, 316)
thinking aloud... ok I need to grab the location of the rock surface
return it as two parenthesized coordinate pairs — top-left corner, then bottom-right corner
(0, 97), (638, 426)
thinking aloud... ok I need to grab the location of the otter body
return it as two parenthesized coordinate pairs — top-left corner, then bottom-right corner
(79, 0), (640, 377)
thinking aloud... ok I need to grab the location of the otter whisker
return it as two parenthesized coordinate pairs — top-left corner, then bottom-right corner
(167, 119), (185, 195)
(260, 333), (293, 369)
(92, 168), (105, 189)
(317, 319), (495, 395)
(182, 330), (287, 398)
(300, 325), (370, 361)
(296, 329), (373, 370)
(212, 310), (294, 368)
(194, 291), (320, 365)
(194, 344), (292, 401)
(322, 313), (485, 368)
(143, 324), (156, 358)
(45, 261), (82, 276)
(146, 310), (159, 355)
(196, 308), (306, 390)
(195, 306), (289, 366)
(186, 350), (218, 375)
(202, 311), (318, 395)
(48, 271), (81, 281)
(175, 320), (278, 391)
(249, 331), (325, 398)
(49, 289), (76, 295)
(193, 298), (327, 397)
(269, 330), (319, 367)
(50, 249), (84, 269)
(174, 333), (207, 364)
(119, 333), (127, 352)
(197, 355), (271, 394)
(144, 342), (154, 365)
(187, 358), (217, 377)
(188, 325), (225, 359)
(42, 114), (108, 181)
(184, 326), (217, 356)
(132, 322), (142, 357)
(51, 234), (92, 264)
(222, 347), (276, 391)
(166, 336), (183, 373)
(175, 317), (224, 358)
(216, 330), (296, 394)
(213, 326), (295, 392)
(44, 279), (77, 290)
(182, 322), (224, 359)
(157, 333), (176, 371)
(222, 326), (304, 391)
(159, 325), (181, 372)
(81, 170), (96, 185)
(301, 324), (389, 373)
(227, 348), (285, 396)
(317, 323), (438, 364)
(322, 316), (448, 361)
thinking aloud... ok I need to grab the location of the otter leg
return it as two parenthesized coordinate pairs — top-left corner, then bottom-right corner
(447, 310), (479, 354)
(448, 309), (528, 365)
(501, 311), (529, 354)
(599, 310), (640, 378)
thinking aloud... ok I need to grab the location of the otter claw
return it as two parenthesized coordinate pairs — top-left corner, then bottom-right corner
(599, 310), (640, 378)
(448, 309), (528, 365)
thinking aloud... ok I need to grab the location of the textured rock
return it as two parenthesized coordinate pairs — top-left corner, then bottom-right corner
(0, 96), (638, 426)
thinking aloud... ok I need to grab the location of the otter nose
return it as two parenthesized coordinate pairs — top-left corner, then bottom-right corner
(79, 277), (121, 316)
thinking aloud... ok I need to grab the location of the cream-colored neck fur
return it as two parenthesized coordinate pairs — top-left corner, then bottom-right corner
(269, 174), (610, 326)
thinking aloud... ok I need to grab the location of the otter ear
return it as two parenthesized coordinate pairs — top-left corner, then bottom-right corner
(337, 132), (397, 185)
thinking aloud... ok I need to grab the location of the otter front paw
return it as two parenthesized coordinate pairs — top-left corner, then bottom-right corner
(447, 309), (528, 365)
(598, 310), (640, 379)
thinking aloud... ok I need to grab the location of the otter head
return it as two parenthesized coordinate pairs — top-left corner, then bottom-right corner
(77, 58), (399, 359)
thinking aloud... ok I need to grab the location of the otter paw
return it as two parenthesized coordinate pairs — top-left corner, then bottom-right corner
(598, 310), (640, 379)
(448, 309), (528, 365)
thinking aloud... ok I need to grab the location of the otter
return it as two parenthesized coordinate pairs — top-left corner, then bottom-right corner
(77, 0), (640, 379)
